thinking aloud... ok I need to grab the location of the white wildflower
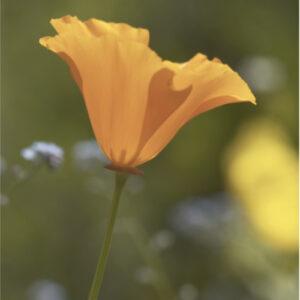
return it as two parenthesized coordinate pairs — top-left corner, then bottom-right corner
(27, 279), (67, 300)
(21, 142), (64, 170)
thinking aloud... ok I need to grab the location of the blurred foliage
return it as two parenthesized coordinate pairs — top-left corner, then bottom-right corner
(1, 0), (298, 299)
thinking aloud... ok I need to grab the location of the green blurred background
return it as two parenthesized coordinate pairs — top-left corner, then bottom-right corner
(1, 0), (298, 299)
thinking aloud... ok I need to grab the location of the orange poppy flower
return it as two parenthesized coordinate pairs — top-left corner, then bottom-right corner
(40, 15), (255, 175)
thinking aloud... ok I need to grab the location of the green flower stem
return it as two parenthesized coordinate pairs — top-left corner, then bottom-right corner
(124, 219), (177, 300)
(88, 172), (128, 300)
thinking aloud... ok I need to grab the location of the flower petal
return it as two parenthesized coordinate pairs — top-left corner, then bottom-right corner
(126, 68), (192, 165)
(85, 19), (150, 45)
(49, 15), (149, 45)
(40, 25), (162, 165)
(134, 54), (256, 165)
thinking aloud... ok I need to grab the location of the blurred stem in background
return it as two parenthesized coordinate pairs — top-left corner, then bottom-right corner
(123, 219), (177, 300)
(88, 172), (128, 300)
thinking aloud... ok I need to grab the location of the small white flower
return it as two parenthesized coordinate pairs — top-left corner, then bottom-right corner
(21, 142), (64, 170)
(72, 139), (108, 171)
(27, 279), (67, 300)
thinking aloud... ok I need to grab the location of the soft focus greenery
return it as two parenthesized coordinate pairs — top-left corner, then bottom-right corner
(2, 0), (298, 299)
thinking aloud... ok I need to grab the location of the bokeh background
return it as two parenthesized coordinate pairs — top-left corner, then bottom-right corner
(1, 0), (299, 299)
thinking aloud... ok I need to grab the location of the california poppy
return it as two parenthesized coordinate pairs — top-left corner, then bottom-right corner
(40, 15), (255, 175)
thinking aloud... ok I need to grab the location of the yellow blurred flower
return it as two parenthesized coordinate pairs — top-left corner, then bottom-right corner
(224, 119), (299, 252)
(40, 15), (255, 174)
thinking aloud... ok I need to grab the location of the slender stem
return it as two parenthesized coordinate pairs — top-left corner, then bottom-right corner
(88, 172), (128, 300)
